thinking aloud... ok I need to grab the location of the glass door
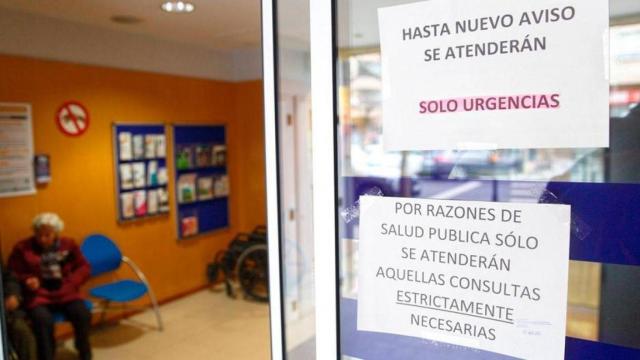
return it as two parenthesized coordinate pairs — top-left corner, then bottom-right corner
(309, 0), (640, 359)
(264, 0), (316, 359)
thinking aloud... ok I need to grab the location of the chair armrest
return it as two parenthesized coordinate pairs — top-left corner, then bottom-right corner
(121, 255), (160, 308)
(121, 256), (150, 287)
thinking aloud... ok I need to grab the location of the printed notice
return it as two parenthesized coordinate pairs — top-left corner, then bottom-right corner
(378, 0), (609, 150)
(0, 103), (35, 197)
(357, 196), (570, 359)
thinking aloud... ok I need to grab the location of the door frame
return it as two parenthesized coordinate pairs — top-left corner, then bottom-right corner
(262, 0), (286, 358)
(309, 0), (340, 358)
(263, 0), (340, 358)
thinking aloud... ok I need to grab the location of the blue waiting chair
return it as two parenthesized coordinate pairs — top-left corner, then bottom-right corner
(80, 234), (163, 331)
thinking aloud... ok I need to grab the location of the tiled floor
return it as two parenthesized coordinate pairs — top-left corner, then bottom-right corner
(56, 290), (270, 359)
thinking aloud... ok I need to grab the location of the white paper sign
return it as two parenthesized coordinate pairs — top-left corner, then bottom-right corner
(0, 103), (35, 197)
(357, 196), (571, 359)
(378, 0), (609, 150)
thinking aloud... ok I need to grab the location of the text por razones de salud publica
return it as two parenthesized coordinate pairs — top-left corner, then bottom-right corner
(373, 201), (543, 341)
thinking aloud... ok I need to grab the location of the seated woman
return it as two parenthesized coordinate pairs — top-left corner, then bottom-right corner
(8, 213), (92, 360)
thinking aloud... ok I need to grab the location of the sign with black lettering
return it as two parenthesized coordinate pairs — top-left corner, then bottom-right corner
(357, 196), (570, 359)
(0, 103), (35, 197)
(378, 0), (609, 150)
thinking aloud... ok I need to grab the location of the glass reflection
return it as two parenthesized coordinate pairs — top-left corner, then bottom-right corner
(336, 0), (640, 355)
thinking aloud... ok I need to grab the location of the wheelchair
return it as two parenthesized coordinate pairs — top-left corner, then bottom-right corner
(207, 226), (269, 302)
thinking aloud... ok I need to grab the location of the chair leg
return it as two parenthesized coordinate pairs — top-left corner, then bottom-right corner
(122, 256), (163, 331)
(147, 290), (163, 331)
(99, 300), (110, 326)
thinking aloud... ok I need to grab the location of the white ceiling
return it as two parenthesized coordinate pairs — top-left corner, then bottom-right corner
(341, 0), (640, 48)
(0, 6), (268, 81)
(610, 0), (640, 18)
(1, 0), (637, 80)
(0, 0), (262, 50)
(1, 0), (639, 52)
(277, 0), (311, 50)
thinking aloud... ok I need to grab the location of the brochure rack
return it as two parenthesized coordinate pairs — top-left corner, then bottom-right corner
(113, 124), (169, 222)
(173, 125), (229, 239)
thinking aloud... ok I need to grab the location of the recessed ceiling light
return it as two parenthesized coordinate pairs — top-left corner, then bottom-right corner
(161, 1), (195, 13)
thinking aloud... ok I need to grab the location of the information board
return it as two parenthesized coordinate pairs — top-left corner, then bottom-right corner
(173, 125), (229, 239)
(0, 103), (35, 197)
(357, 196), (571, 359)
(378, 0), (609, 150)
(113, 124), (169, 222)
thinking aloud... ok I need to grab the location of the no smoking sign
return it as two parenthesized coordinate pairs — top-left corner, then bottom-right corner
(56, 101), (90, 136)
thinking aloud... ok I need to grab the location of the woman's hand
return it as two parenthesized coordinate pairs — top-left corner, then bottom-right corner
(25, 277), (40, 291)
(49, 281), (78, 300)
(4, 295), (19, 311)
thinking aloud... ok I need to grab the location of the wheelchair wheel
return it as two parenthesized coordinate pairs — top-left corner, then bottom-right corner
(235, 244), (269, 302)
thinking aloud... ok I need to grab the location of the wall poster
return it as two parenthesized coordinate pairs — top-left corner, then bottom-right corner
(378, 0), (609, 150)
(357, 196), (571, 359)
(0, 103), (35, 197)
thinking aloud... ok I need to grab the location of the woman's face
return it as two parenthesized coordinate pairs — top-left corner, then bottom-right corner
(35, 225), (57, 248)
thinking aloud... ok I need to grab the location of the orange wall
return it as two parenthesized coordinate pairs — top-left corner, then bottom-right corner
(0, 54), (265, 302)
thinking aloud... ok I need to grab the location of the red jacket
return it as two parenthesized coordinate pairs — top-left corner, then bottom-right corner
(8, 236), (90, 309)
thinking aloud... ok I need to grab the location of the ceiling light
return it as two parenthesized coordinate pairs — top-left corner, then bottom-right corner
(161, 1), (195, 13)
